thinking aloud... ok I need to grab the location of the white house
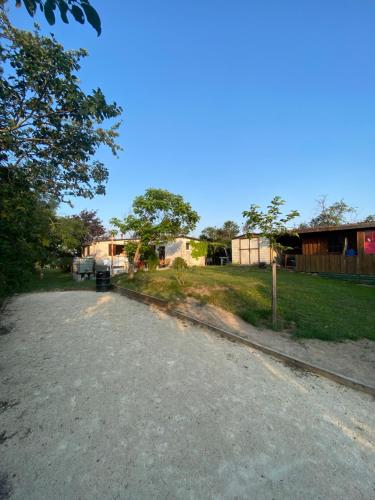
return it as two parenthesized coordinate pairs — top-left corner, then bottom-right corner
(81, 236), (205, 274)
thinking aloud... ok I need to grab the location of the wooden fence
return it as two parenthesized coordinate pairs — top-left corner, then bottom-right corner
(295, 254), (375, 275)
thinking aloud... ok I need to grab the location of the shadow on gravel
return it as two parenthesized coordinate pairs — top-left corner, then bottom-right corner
(0, 325), (12, 336)
(0, 472), (12, 500)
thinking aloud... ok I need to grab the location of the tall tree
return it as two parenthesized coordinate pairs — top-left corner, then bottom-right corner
(220, 220), (240, 242)
(111, 188), (200, 278)
(200, 226), (219, 241)
(363, 214), (375, 223)
(0, 13), (122, 201)
(308, 196), (356, 227)
(50, 215), (87, 256)
(0, 168), (55, 293)
(243, 196), (299, 328)
(75, 209), (105, 243)
(200, 220), (240, 244)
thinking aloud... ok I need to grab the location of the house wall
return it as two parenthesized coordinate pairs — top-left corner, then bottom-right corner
(231, 237), (275, 265)
(163, 238), (206, 267)
(301, 234), (328, 255)
(84, 238), (205, 268)
(301, 230), (358, 255)
(82, 240), (129, 273)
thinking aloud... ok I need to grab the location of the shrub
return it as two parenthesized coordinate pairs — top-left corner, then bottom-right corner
(172, 257), (188, 270)
(146, 253), (159, 271)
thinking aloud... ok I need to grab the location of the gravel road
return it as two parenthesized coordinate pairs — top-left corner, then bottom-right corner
(0, 291), (374, 500)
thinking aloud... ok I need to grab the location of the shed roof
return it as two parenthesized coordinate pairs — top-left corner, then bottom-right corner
(232, 233), (261, 240)
(296, 222), (375, 234)
(231, 222), (375, 240)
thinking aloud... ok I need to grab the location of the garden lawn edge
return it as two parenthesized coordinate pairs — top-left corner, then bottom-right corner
(112, 284), (375, 398)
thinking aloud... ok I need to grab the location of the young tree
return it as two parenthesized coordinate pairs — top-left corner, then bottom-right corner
(1, 0), (101, 35)
(242, 196), (299, 328)
(0, 13), (122, 201)
(110, 188), (200, 278)
(308, 196), (356, 227)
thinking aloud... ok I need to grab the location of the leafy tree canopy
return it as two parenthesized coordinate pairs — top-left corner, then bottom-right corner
(0, 167), (55, 293)
(50, 214), (86, 255)
(242, 196), (299, 254)
(306, 196), (356, 228)
(111, 188), (200, 246)
(200, 220), (240, 244)
(110, 188), (200, 272)
(75, 209), (105, 243)
(0, 13), (122, 201)
(50, 209), (105, 255)
(1, 0), (101, 35)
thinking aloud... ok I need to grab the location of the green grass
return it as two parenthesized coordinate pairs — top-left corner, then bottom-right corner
(113, 265), (375, 341)
(1, 269), (95, 304)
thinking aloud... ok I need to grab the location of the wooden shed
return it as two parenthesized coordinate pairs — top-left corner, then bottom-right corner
(231, 235), (275, 265)
(295, 222), (375, 275)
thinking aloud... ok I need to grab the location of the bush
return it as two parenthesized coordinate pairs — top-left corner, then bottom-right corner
(146, 253), (159, 271)
(172, 257), (188, 270)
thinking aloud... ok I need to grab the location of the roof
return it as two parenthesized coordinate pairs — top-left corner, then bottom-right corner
(177, 235), (202, 241)
(231, 222), (375, 240)
(296, 222), (375, 234)
(232, 233), (261, 240)
(83, 238), (138, 245)
(83, 235), (201, 245)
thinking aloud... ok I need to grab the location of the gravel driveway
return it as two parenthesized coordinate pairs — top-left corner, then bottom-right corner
(0, 291), (374, 500)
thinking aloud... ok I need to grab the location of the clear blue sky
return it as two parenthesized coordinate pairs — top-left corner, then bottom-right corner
(9, 0), (375, 234)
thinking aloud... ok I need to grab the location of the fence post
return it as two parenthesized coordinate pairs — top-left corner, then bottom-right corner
(272, 258), (277, 329)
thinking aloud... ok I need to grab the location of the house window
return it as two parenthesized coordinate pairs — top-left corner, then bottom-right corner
(364, 231), (375, 255)
(327, 233), (343, 253)
(108, 244), (124, 256)
(186, 242), (190, 251)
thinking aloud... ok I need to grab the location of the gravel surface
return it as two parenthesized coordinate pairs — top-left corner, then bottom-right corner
(175, 296), (375, 388)
(0, 291), (374, 500)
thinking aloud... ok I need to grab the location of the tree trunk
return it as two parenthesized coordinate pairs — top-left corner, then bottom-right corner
(128, 242), (142, 280)
(128, 261), (135, 280)
(272, 258), (277, 329)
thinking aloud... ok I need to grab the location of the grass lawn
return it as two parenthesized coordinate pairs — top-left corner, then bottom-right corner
(114, 266), (375, 341)
(1, 269), (95, 305)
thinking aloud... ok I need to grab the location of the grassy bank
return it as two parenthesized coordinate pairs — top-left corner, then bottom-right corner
(114, 266), (375, 341)
(1, 269), (95, 305)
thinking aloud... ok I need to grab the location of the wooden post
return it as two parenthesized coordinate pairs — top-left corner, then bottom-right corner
(272, 257), (277, 329)
(111, 235), (114, 275)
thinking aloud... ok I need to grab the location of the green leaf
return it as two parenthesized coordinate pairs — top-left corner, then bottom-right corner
(81, 1), (101, 36)
(70, 4), (85, 24)
(44, 0), (56, 25)
(22, 0), (37, 17)
(57, 0), (69, 24)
